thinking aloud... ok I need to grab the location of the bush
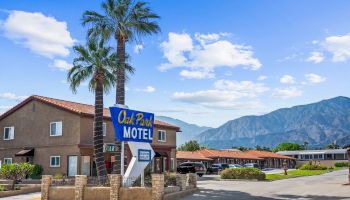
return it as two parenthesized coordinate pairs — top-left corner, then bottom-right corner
(220, 168), (266, 180)
(299, 162), (327, 170)
(164, 173), (176, 187)
(53, 173), (64, 179)
(29, 165), (43, 179)
(0, 185), (6, 192)
(334, 162), (348, 168)
(0, 163), (34, 190)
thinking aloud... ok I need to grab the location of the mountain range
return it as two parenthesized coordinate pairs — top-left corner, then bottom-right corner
(194, 96), (350, 149)
(155, 116), (212, 145)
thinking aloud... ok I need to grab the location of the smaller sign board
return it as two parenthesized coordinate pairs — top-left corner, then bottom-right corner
(103, 143), (118, 153)
(138, 149), (152, 162)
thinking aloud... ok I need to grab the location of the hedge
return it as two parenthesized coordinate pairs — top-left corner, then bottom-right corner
(334, 162), (348, 168)
(220, 168), (266, 180)
(299, 162), (327, 170)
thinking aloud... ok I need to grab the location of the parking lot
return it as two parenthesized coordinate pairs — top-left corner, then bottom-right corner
(182, 169), (350, 200)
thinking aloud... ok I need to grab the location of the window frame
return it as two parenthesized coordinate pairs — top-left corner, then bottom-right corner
(103, 122), (107, 136)
(50, 156), (61, 167)
(157, 130), (167, 142)
(3, 126), (14, 140)
(50, 121), (63, 137)
(4, 158), (12, 164)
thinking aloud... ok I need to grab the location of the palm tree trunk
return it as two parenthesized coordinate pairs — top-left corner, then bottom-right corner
(94, 77), (108, 184)
(113, 37), (126, 174)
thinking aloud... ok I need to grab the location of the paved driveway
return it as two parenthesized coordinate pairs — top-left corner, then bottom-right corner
(182, 169), (350, 200)
(0, 192), (40, 200)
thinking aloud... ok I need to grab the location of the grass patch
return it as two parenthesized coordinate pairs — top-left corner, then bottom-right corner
(266, 167), (347, 181)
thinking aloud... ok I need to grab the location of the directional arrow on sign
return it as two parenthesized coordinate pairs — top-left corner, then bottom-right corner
(123, 142), (155, 186)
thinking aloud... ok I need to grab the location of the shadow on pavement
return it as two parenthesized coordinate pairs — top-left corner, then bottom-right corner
(182, 188), (278, 200)
(276, 194), (349, 200)
(182, 188), (350, 200)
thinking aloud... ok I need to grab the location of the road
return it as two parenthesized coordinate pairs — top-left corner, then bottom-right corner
(0, 192), (40, 200)
(181, 169), (350, 200)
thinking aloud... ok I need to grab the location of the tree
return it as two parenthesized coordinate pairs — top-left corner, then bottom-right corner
(82, 0), (160, 174)
(178, 140), (201, 151)
(0, 163), (34, 190)
(326, 143), (340, 149)
(273, 143), (304, 152)
(233, 146), (249, 152)
(68, 39), (116, 184)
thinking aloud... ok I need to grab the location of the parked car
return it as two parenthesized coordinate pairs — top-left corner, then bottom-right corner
(243, 163), (260, 169)
(229, 164), (243, 169)
(177, 162), (206, 177)
(207, 163), (229, 174)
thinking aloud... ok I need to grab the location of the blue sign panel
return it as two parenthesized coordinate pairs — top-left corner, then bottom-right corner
(138, 149), (152, 162)
(109, 107), (154, 143)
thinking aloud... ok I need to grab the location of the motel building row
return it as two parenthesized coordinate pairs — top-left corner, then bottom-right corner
(176, 149), (296, 169)
(0, 95), (181, 176)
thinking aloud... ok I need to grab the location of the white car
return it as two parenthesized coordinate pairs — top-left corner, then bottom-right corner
(229, 164), (243, 168)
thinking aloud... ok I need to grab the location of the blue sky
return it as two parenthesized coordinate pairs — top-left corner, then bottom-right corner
(1, 0), (350, 127)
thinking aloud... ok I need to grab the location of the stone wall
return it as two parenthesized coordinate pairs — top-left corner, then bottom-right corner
(42, 173), (197, 200)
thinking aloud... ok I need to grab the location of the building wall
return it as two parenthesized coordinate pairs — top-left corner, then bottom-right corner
(0, 100), (81, 172)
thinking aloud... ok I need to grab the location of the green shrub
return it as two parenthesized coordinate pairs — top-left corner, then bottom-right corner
(220, 168), (266, 180)
(0, 185), (6, 192)
(29, 165), (43, 179)
(299, 162), (327, 170)
(164, 173), (176, 187)
(334, 162), (348, 168)
(53, 173), (64, 179)
(0, 163), (34, 190)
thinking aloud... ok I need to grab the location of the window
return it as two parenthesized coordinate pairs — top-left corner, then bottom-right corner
(3, 127), (14, 140)
(158, 130), (166, 142)
(50, 156), (60, 167)
(50, 122), (62, 136)
(4, 158), (12, 164)
(103, 123), (107, 136)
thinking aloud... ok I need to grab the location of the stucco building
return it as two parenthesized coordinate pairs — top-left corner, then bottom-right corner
(177, 149), (296, 168)
(0, 95), (180, 176)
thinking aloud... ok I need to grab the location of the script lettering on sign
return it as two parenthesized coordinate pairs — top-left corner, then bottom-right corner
(109, 107), (154, 143)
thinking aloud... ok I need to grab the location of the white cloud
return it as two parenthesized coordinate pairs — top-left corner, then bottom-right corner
(134, 44), (144, 54)
(0, 105), (12, 113)
(180, 70), (215, 79)
(306, 52), (324, 63)
(2, 10), (75, 58)
(272, 87), (302, 99)
(52, 59), (72, 71)
(0, 93), (28, 101)
(160, 32), (261, 78)
(280, 75), (295, 84)
(172, 79), (268, 110)
(323, 33), (350, 62)
(257, 75), (268, 81)
(143, 86), (156, 93)
(305, 73), (326, 84)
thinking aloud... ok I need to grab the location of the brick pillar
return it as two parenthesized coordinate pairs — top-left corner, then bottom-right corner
(41, 175), (52, 200)
(110, 174), (122, 200)
(187, 173), (197, 188)
(152, 174), (164, 200)
(176, 174), (186, 191)
(75, 175), (87, 200)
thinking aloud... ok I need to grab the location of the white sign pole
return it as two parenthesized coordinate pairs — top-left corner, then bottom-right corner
(141, 169), (144, 187)
(121, 141), (125, 176)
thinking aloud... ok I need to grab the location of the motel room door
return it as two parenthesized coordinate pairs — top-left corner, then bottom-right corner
(68, 156), (78, 177)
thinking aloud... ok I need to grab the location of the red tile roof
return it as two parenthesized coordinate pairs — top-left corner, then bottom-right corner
(245, 150), (296, 160)
(199, 149), (263, 160)
(176, 151), (213, 161)
(0, 95), (180, 130)
(177, 149), (296, 161)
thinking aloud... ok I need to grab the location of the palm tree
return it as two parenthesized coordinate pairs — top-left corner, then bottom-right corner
(82, 0), (160, 174)
(67, 39), (116, 184)
(82, 0), (160, 104)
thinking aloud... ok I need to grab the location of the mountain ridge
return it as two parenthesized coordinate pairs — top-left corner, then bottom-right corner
(196, 96), (350, 149)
